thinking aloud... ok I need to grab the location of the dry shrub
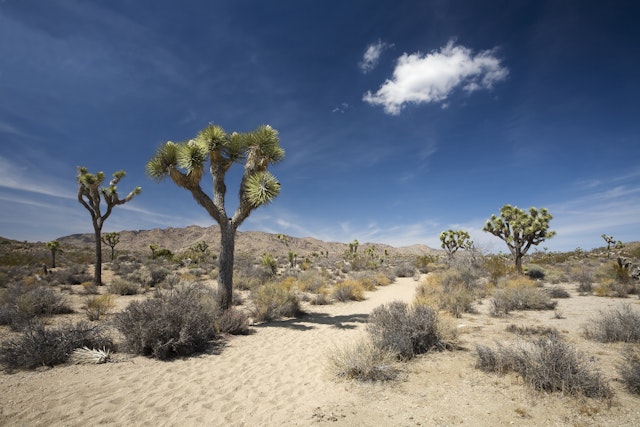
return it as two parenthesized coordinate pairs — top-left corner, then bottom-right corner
(250, 282), (301, 322)
(327, 337), (400, 381)
(415, 272), (473, 318)
(332, 280), (365, 302)
(506, 324), (559, 337)
(483, 255), (512, 284)
(619, 345), (640, 395)
(83, 294), (115, 321)
(0, 321), (114, 371)
(582, 304), (640, 343)
(297, 269), (328, 293)
(234, 274), (262, 291)
(367, 301), (455, 360)
(113, 283), (218, 360)
(547, 287), (571, 299)
(0, 284), (73, 330)
(475, 334), (612, 399)
(593, 278), (633, 298)
(107, 279), (141, 296)
(310, 288), (332, 305)
(490, 277), (556, 316)
(217, 308), (251, 335)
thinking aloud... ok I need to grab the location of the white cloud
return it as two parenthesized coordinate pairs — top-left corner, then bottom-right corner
(363, 40), (508, 115)
(359, 40), (392, 74)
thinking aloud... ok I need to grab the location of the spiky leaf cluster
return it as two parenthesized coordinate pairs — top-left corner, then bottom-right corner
(77, 167), (141, 225)
(146, 123), (284, 226)
(483, 205), (555, 258)
(439, 229), (473, 258)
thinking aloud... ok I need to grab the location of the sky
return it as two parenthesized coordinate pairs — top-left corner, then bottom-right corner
(1, 0), (639, 253)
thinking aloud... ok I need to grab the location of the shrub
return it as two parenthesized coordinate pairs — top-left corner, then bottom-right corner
(525, 266), (546, 280)
(113, 284), (218, 360)
(83, 294), (115, 321)
(0, 284), (73, 330)
(505, 324), (559, 337)
(332, 280), (365, 302)
(547, 287), (570, 298)
(582, 304), (640, 343)
(250, 282), (301, 322)
(475, 334), (612, 399)
(490, 278), (556, 316)
(367, 301), (454, 360)
(0, 321), (114, 371)
(619, 346), (640, 395)
(296, 269), (328, 293)
(327, 337), (399, 381)
(415, 272), (474, 318)
(108, 279), (141, 295)
(593, 278), (633, 298)
(394, 262), (416, 278)
(217, 308), (251, 335)
(483, 255), (511, 285)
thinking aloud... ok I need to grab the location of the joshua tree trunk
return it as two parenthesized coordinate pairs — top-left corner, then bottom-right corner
(218, 223), (237, 310)
(93, 225), (103, 285)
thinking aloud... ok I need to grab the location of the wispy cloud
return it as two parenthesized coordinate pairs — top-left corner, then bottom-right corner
(359, 40), (393, 73)
(332, 102), (351, 113)
(363, 40), (508, 115)
(0, 155), (76, 199)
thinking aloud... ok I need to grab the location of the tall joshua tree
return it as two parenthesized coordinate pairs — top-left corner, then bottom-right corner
(45, 240), (61, 269)
(77, 167), (141, 284)
(483, 204), (555, 274)
(146, 123), (284, 310)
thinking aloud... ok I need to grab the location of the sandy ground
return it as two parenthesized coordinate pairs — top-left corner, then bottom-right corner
(1, 277), (640, 426)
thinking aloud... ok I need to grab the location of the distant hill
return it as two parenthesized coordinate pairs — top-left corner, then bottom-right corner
(57, 225), (439, 260)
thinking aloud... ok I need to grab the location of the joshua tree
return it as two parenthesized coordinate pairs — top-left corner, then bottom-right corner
(483, 204), (555, 274)
(45, 240), (61, 269)
(601, 234), (624, 258)
(77, 167), (141, 285)
(101, 232), (120, 261)
(146, 123), (284, 310)
(149, 243), (159, 259)
(439, 229), (473, 261)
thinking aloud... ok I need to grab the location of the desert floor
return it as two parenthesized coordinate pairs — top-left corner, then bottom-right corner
(1, 277), (640, 426)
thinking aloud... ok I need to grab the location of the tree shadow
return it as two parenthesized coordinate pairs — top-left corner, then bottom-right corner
(254, 311), (369, 331)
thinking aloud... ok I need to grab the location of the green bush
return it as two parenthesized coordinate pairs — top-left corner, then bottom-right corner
(0, 321), (114, 371)
(490, 281), (556, 316)
(367, 301), (454, 360)
(113, 284), (218, 360)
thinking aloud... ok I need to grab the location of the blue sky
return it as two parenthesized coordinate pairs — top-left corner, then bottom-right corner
(1, 0), (639, 252)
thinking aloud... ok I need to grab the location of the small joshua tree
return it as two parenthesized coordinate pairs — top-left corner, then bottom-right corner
(147, 123), (284, 310)
(101, 232), (120, 261)
(483, 205), (555, 274)
(439, 229), (473, 261)
(149, 243), (158, 260)
(45, 240), (61, 269)
(601, 234), (624, 258)
(77, 167), (141, 285)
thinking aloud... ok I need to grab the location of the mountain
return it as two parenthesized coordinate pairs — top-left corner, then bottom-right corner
(57, 225), (439, 259)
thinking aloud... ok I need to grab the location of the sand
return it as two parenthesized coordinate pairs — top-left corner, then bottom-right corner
(1, 277), (640, 426)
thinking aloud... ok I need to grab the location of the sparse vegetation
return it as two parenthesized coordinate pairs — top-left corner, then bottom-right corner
(490, 277), (556, 316)
(619, 346), (640, 395)
(475, 334), (612, 399)
(0, 321), (114, 371)
(582, 304), (640, 343)
(113, 283), (218, 359)
(367, 301), (455, 360)
(327, 337), (400, 381)
(250, 281), (301, 322)
(0, 284), (73, 330)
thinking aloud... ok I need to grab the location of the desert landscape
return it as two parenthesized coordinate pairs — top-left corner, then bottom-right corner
(1, 229), (640, 426)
